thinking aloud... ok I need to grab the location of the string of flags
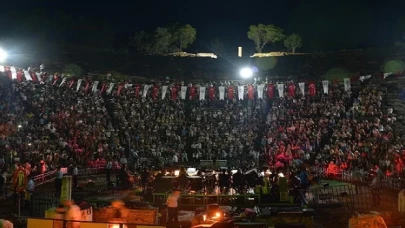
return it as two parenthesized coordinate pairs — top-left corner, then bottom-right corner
(0, 65), (401, 100)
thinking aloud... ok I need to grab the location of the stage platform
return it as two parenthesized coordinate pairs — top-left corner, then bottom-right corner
(152, 193), (261, 206)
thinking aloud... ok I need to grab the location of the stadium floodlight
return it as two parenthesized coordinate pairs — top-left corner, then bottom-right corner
(0, 48), (7, 62)
(240, 67), (253, 79)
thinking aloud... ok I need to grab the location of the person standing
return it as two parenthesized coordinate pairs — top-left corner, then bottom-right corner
(166, 189), (180, 224)
(106, 158), (113, 182)
(371, 174), (383, 207)
(55, 167), (63, 196)
(72, 164), (78, 189)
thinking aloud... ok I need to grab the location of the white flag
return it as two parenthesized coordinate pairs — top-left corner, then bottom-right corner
(0, 65), (4, 72)
(359, 75), (371, 81)
(277, 83), (284, 98)
(24, 70), (32, 81)
(36, 72), (42, 82)
(238, 86), (244, 100)
(181, 86), (187, 100)
(199, 86), (206, 100)
(218, 86), (225, 100)
(343, 78), (351, 92)
(384, 72), (393, 79)
(10, 67), (17, 80)
(322, 80), (329, 94)
(107, 83), (115, 94)
(161, 86), (168, 99)
(257, 85), (264, 99)
(92, 81), (99, 92)
(124, 84), (133, 88)
(76, 79), (83, 92)
(59, 77), (67, 87)
(298, 82), (305, 95)
(143, 84), (150, 98)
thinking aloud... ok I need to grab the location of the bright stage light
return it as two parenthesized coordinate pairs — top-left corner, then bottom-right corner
(240, 67), (253, 79)
(0, 49), (7, 62)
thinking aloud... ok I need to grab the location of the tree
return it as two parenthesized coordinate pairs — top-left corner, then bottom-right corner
(152, 27), (173, 54)
(284, 34), (303, 53)
(247, 24), (285, 53)
(130, 31), (153, 53)
(210, 38), (225, 55)
(62, 63), (83, 77)
(170, 24), (196, 52)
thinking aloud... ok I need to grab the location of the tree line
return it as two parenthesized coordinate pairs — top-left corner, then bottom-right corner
(130, 23), (303, 54)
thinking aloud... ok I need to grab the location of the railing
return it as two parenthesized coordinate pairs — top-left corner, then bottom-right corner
(32, 167), (106, 186)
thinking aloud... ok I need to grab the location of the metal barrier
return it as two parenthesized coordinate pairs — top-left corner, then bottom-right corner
(32, 167), (106, 186)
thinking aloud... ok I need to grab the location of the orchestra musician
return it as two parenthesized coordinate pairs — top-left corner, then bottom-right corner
(218, 169), (229, 194)
(232, 169), (245, 192)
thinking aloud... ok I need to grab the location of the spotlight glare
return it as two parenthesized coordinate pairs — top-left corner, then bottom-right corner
(240, 67), (253, 79)
(0, 49), (7, 62)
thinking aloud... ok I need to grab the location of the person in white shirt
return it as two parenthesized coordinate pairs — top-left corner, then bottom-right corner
(166, 189), (180, 224)
(55, 167), (63, 196)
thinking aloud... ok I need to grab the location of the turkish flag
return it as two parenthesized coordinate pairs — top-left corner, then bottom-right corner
(209, 86), (215, 100)
(100, 83), (107, 93)
(30, 72), (38, 82)
(152, 85), (159, 99)
(84, 81), (90, 93)
(69, 80), (75, 88)
(247, 84), (254, 100)
(308, 82), (316, 96)
(267, 84), (274, 99)
(288, 83), (296, 97)
(228, 86), (234, 100)
(190, 86), (196, 100)
(16, 70), (23, 82)
(134, 84), (141, 97)
(171, 86), (178, 100)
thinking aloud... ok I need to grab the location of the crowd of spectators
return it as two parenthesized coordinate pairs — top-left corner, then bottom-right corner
(0, 69), (404, 196)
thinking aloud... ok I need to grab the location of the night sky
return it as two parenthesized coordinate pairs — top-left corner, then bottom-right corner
(2, 0), (405, 53)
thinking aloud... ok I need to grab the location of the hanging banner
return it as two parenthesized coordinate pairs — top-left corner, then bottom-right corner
(124, 84), (132, 88)
(171, 86), (178, 100)
(247, 84), (254, 100)
(238, 86), (244, 100)
(92, 81), (99, 92)
(100, 83), (107, 93)
(308, 82), (316, 96)
(322, 80), (329, 94)
(277, 83), (284, 98)
(143, 84), (150, 98)
(189, 86), (196, 100)
(24, 70), (32, 81)
(36, 72), (42, 82)
(208, 86), (215, 100)
(288, 83), (295, 97)
(199, 86), (206, 100)
(10, 67), (17, 80)
(152, 85), (159, 100)
(218, 86), (225, 100)
(344, 78), (351, 92)
(134, 84), (141, 97)
(384, 72), (393, 79)
(180, 86), (187, 100)
(228, 86), (234, 100)
(59, 77), (67, 87)
(267, 84), (274, 99)
(359, 75), (372, 82)
(107, 83), (114, 94)
(298, 82), (305, 95)
(161, 85), (168, 99)
(117, 84), (124, 96)
(76, 79), (83, 92)
(257, 85), (264, 99)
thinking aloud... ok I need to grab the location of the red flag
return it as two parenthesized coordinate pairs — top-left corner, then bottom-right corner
(267, 84), (274, 99)
(30, 72), (38, 82)
(247, 84), (254, 100)
(134, 84), (140, 97)
(68, 80), (75, 88)
(84, 81), (90, 93)
(209, 86), (215, 100)
(228, 86), (234, 100)
(190, 86), (196, 100)
(117, 84), (124, 96)
(308, 82), (316, 97)
(171, 86), (178, 100)
(152, 85), (159, 100)
(16, 69), (23, 82)
(288, 83), (296, 97)
(100, 83), (107, 93)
